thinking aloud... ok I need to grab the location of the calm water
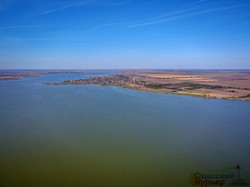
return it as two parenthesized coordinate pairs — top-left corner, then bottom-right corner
(0, 72), (250, 187)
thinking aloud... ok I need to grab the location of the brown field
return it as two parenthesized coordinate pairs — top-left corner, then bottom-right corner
(118, 70), (250, 101)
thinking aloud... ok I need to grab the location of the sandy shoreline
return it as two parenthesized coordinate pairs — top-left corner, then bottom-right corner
(46, 70), (250, 101)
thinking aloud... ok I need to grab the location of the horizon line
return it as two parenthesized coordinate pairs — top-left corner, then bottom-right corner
(1, 68), (250, 71)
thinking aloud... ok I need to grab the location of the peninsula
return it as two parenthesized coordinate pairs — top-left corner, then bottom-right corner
(46, 70), (250, 101)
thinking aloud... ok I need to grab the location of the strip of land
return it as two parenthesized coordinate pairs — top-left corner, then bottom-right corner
(1, 70), (250, 101)
(0, 70), (99, 80)
(46, 70), (250, 101)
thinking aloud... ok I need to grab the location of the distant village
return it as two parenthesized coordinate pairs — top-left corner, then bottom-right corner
(49, 74), (144, 87)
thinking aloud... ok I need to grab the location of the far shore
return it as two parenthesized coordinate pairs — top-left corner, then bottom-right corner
(0, 70), (102, 81)
(1, 69), (250, 101)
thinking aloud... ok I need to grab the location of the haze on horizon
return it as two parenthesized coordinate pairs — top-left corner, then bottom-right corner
(0, 0), (249, 69)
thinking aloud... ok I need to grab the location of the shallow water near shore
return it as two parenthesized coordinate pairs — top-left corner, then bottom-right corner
(0, 71), (250, 186)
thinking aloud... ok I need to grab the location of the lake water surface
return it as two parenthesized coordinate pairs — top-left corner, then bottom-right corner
(0, 72), (250, 186)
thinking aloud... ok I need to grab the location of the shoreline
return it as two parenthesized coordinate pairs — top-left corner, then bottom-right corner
(46, 82), (250, 101)
(45, 71), (250, 101)
(1, 69), (250, 101)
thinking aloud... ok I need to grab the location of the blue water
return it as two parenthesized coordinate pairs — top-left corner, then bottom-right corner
(0, 72), (250, 187)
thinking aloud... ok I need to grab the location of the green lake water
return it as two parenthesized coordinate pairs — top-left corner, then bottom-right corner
(0, 71), (250, 186)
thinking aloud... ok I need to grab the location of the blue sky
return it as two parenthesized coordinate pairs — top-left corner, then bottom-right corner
(0, 0), (249, 69)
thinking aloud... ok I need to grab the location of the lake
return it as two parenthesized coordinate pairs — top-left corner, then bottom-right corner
(0, 71), (250, 187)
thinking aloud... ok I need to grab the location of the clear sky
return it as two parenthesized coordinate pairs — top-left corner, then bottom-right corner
(0, 0), (250, 69)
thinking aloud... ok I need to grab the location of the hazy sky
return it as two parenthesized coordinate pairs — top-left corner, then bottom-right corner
(0, 0), (250, 69)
